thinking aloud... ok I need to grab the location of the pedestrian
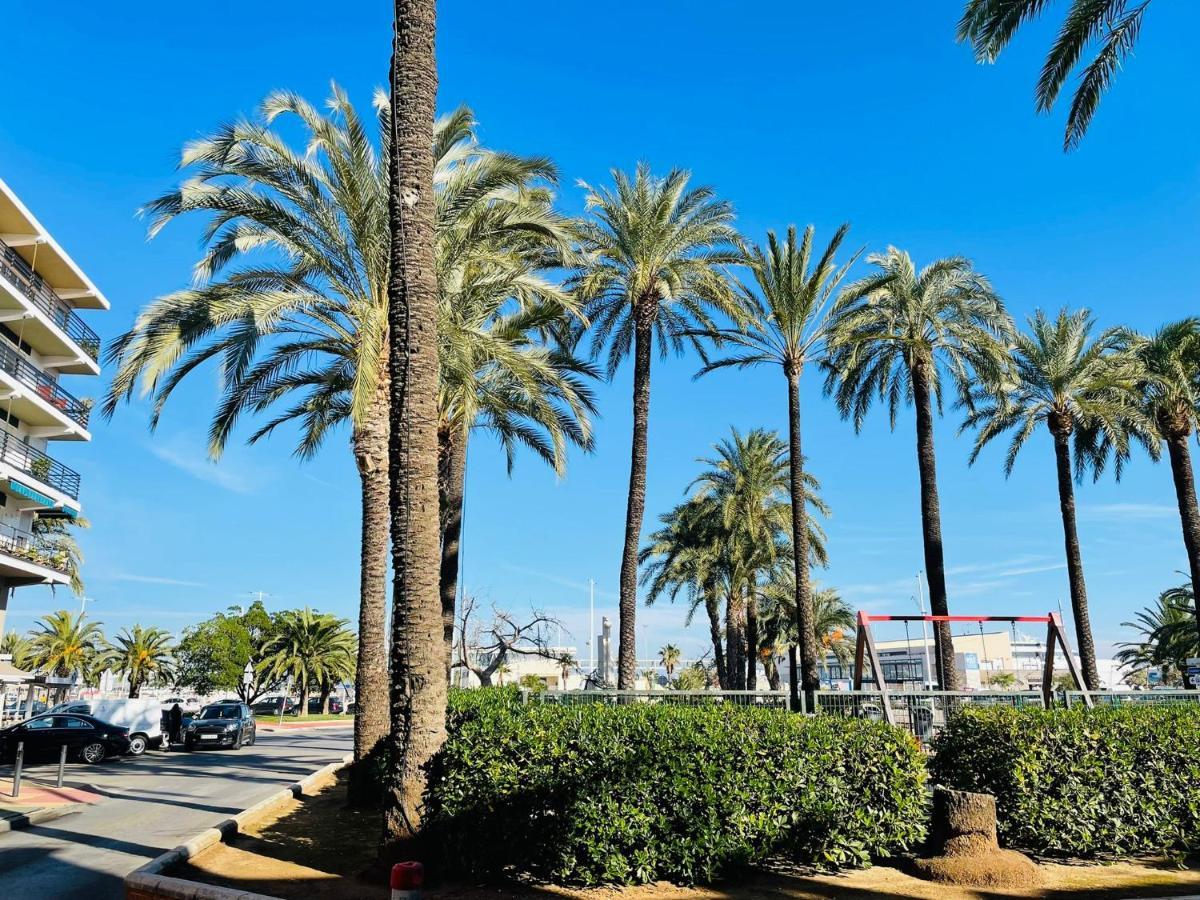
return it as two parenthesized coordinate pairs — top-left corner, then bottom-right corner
(168, 703), (183, 749)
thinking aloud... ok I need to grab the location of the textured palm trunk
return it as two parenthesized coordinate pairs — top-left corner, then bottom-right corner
(348, 389), (390, 806)
(297, 683), (309, 719)
(1166, 432), (1200, 649)
(745, 587), (758, 691)
(704, 594), (728, 689)
(128, 678), (140, 700)
(911, 363), (960, 690)
(438, 426), (467, 678)
(787, 645), (799, 709)
(725, 591), (746, 690)
(765, 656), (781, 692)
(617, 315), (652, 689)
(1050, 422), (1100, 691)
(384, 0), (447, 846)
(786, 367), (821, 706)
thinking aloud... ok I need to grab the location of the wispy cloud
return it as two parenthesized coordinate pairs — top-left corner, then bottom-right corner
(1083, 503), (1176, 522)
(149, 440), (254, 493)
(500, 564), (618, 600)
(106, 573), (206, 588)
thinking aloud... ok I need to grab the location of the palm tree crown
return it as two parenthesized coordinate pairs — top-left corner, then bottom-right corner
(261, 607), (355, 715)
(102, 625), (176, 698)
(28, 610), (104, 679)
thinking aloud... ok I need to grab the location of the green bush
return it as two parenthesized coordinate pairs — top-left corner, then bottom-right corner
(427, 692), (927, 885)
(930, 704), (1200, 857)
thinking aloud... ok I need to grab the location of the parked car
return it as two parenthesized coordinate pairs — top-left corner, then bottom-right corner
(48, 698), (163, 755)
(0, 713), (131, 764)
(250, 696), (297, 716)
(184, 702), (256, 750)
(303, 696), (344, 715)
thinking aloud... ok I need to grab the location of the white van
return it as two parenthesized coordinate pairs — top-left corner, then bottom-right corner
(48, 698), (163, 755)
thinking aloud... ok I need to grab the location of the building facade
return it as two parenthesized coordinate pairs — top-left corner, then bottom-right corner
(0, 177), (105, 638)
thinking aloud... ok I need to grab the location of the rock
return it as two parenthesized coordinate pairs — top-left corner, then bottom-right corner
(909, 787), (1042, 888)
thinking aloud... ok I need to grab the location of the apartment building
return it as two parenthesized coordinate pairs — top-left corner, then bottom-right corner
(0, 177), (105, 638)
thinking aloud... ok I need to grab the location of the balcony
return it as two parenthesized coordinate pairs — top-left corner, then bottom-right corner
(0, 430), (80, 500)
(0, 239), (101, 365)
(0, 341), (91, 431)
(0, 520), (69, 577)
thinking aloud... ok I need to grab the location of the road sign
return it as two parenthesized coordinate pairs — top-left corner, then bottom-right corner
(242, 661), (254, 686)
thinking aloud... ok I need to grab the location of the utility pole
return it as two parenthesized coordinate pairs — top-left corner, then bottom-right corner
(915, 572), (934, 688)
(589, 578), (595, 673)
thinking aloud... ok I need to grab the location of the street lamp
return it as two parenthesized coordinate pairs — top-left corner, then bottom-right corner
(79, 596), (96, 617)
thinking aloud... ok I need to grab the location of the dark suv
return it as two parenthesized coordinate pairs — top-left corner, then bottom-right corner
(184, 702), (256, 750)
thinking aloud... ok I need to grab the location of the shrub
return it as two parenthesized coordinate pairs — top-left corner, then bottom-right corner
(930, 704), (1200, 857)
(427, 693), (927, 885)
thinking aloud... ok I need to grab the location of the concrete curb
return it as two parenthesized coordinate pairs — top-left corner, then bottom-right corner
(124, 751), (353, 900)
(0, 802), (83, 834)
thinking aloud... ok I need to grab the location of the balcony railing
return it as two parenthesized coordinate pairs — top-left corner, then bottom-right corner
(0, 429), (80, 499)
(0, 340), (91, 429)
(0, 520), (69, 574)
(0, 240), (101, 363)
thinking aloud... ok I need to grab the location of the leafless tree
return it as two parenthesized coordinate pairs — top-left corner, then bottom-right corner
(453, 595), (568, 687)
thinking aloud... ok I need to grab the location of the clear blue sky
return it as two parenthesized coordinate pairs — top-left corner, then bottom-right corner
(1, 1), (1195, 659)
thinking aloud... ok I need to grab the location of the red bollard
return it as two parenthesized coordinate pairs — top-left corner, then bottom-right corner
(391, 861), (423, 900)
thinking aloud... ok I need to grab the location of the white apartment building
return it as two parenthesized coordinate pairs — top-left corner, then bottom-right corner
(0, 177), (105, 639)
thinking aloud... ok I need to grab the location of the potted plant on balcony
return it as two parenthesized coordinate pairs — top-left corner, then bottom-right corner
(30, 455), (52, 483)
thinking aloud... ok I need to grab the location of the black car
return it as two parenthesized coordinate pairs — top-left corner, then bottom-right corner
(184, 702), (256, 750)
(0, 714), (131, 764)
(300, 696), (343, 715)
(250, 696), (297, 716)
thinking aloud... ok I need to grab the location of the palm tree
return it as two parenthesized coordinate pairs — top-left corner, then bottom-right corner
(963, 309), (1154, 689)
(827, 248), (1012, 690)
(102, 626), (176, 698)
(1116, 582), (1195, 683)
(760, 573), (855, 684)
(699, 224), (858, 705)
(261, 608), (355, 719)
(573, 163), (742, 688)
(386, 0), (444, 842)
(958, 0), (1158, 150)
(556, 652), (575, 689)
(32, 515), (88, 596)
(658, 644), (682, 678)
(0, 631), (34, 670)
(27, 610), (104, 679)
(1118, 320), (1200, 647)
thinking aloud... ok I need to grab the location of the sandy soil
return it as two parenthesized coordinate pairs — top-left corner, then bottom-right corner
(176, 777), (1200, 900)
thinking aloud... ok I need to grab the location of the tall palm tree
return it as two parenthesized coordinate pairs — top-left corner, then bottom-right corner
(958, 0), (1158, 150)
(1116, 582), (1195, 682)
(1118, 320), (1200, 647)
(963, 309), (1154, 689)
(102, 626), (176, 698)
(261, 608), (355, 719)
(27, 610), (104, 679)
(827, 248), (1012, 690)
(0, 631), (35, 670)
(386, 0), (444, 843)
(573, 164), (742, 688)
(699, 224), (858, 705)
(658, 644), (682, 678)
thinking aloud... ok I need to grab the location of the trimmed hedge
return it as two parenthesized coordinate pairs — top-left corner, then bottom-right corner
(930, 704), (1200, 858)
(427, 690), (927, 885)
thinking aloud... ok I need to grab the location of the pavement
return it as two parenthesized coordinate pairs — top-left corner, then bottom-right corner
(0, 722), (352, 899)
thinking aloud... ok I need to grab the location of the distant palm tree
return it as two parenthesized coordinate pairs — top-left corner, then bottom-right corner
(261, 608), (355, 718)
(573, 163), (742, 688)
(658, 644), (682, 678)
(760, 575), (855, 675)
(958, 0), (1158, 150)
(557, 652), (575, 688)
(699, 224), (859, 704)
(1118, 320), (1200, 646)
(495, 662), (511, 687)
(102, 626), (176, 698)
(828, 248), (1012, 690)
(28, 610), (104, 679)
(1116, 582), (1195, 683)
(0, 631), (35, 670)
(964, 309), (1154, 689)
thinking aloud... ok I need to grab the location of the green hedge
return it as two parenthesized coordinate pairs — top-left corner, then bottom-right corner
(427, 690), (927, 885)
(930, 704), (1200, 857)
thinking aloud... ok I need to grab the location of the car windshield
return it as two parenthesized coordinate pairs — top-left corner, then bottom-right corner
(199, 706), (239, 720)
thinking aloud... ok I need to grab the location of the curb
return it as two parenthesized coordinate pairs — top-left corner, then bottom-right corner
(124, 751), (353, 900)
(0, 802), (83, 834)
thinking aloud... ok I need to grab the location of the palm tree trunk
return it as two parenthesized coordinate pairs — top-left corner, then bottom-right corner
(128, 676), (139, 700)
(297, 682), (309, 719)
(1166, 433), (1200, 650)
(348, 393), (390, 806)
(788, 645), (799, 708)
(1051, 425), (1100, 690)
(745, 587), (758, 691)
(786, 368), (821, 706)
(617, 316), (652, 689)
(765, 656), (781, 691)
(439, 426), (467, 678)
(726, 591), (746, 690)
(704, 594), (728, 689)
(911, 363), (960, 690)
(384, 0), (447, 846)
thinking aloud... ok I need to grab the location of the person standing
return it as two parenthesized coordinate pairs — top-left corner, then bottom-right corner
(168, 703), (183, 749)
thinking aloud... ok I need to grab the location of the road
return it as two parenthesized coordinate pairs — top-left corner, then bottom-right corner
(0, 723), (352, 899)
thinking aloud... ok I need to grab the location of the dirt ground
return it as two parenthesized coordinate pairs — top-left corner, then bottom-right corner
(176, 776), (1200, 900)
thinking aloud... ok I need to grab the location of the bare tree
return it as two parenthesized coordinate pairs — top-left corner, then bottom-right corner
(453, 596), (568, 687)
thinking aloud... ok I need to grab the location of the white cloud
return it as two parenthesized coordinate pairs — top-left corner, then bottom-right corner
(149, 440), (254, 493)
(106, 573), (206, 588)
(500, 563), (619, 600)
(1083, 503), (1177, 521)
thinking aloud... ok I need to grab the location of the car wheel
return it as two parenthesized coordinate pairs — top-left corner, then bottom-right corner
(184, 738), (195, 751)
(79, 742), (106, 764)
(232, 730), (243, 750)
(247, 728), (256, 746)
(127, 734), (148, 756)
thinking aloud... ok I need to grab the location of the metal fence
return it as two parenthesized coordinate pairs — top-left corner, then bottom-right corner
(1067, 689), (1200, 707)
(529, 689), (791, 709)
(814, 690), (1044, 743)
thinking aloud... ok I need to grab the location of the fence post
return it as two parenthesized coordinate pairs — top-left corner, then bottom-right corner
(57, 743), (67, 788)
(11, 741), (23, 798)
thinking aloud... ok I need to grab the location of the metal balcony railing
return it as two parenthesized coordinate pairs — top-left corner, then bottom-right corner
(0, 341), (91, 429)
(0, 429), (80, 499)
(0, 240), (101, 363)
(0, 520), (69, 574)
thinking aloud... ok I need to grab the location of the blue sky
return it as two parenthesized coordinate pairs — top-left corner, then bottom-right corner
(0, 1), (1195, 660)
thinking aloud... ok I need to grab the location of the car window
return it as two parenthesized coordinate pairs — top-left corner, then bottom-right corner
(26, 717), (58, 729)
(62, 717), (92, 729)
(199, 705), (240, 719)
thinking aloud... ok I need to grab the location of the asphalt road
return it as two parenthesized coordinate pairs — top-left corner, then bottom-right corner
(0, 723), (352, 899)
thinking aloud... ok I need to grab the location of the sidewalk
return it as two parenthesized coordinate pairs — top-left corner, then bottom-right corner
(0, 776), (103, 832)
